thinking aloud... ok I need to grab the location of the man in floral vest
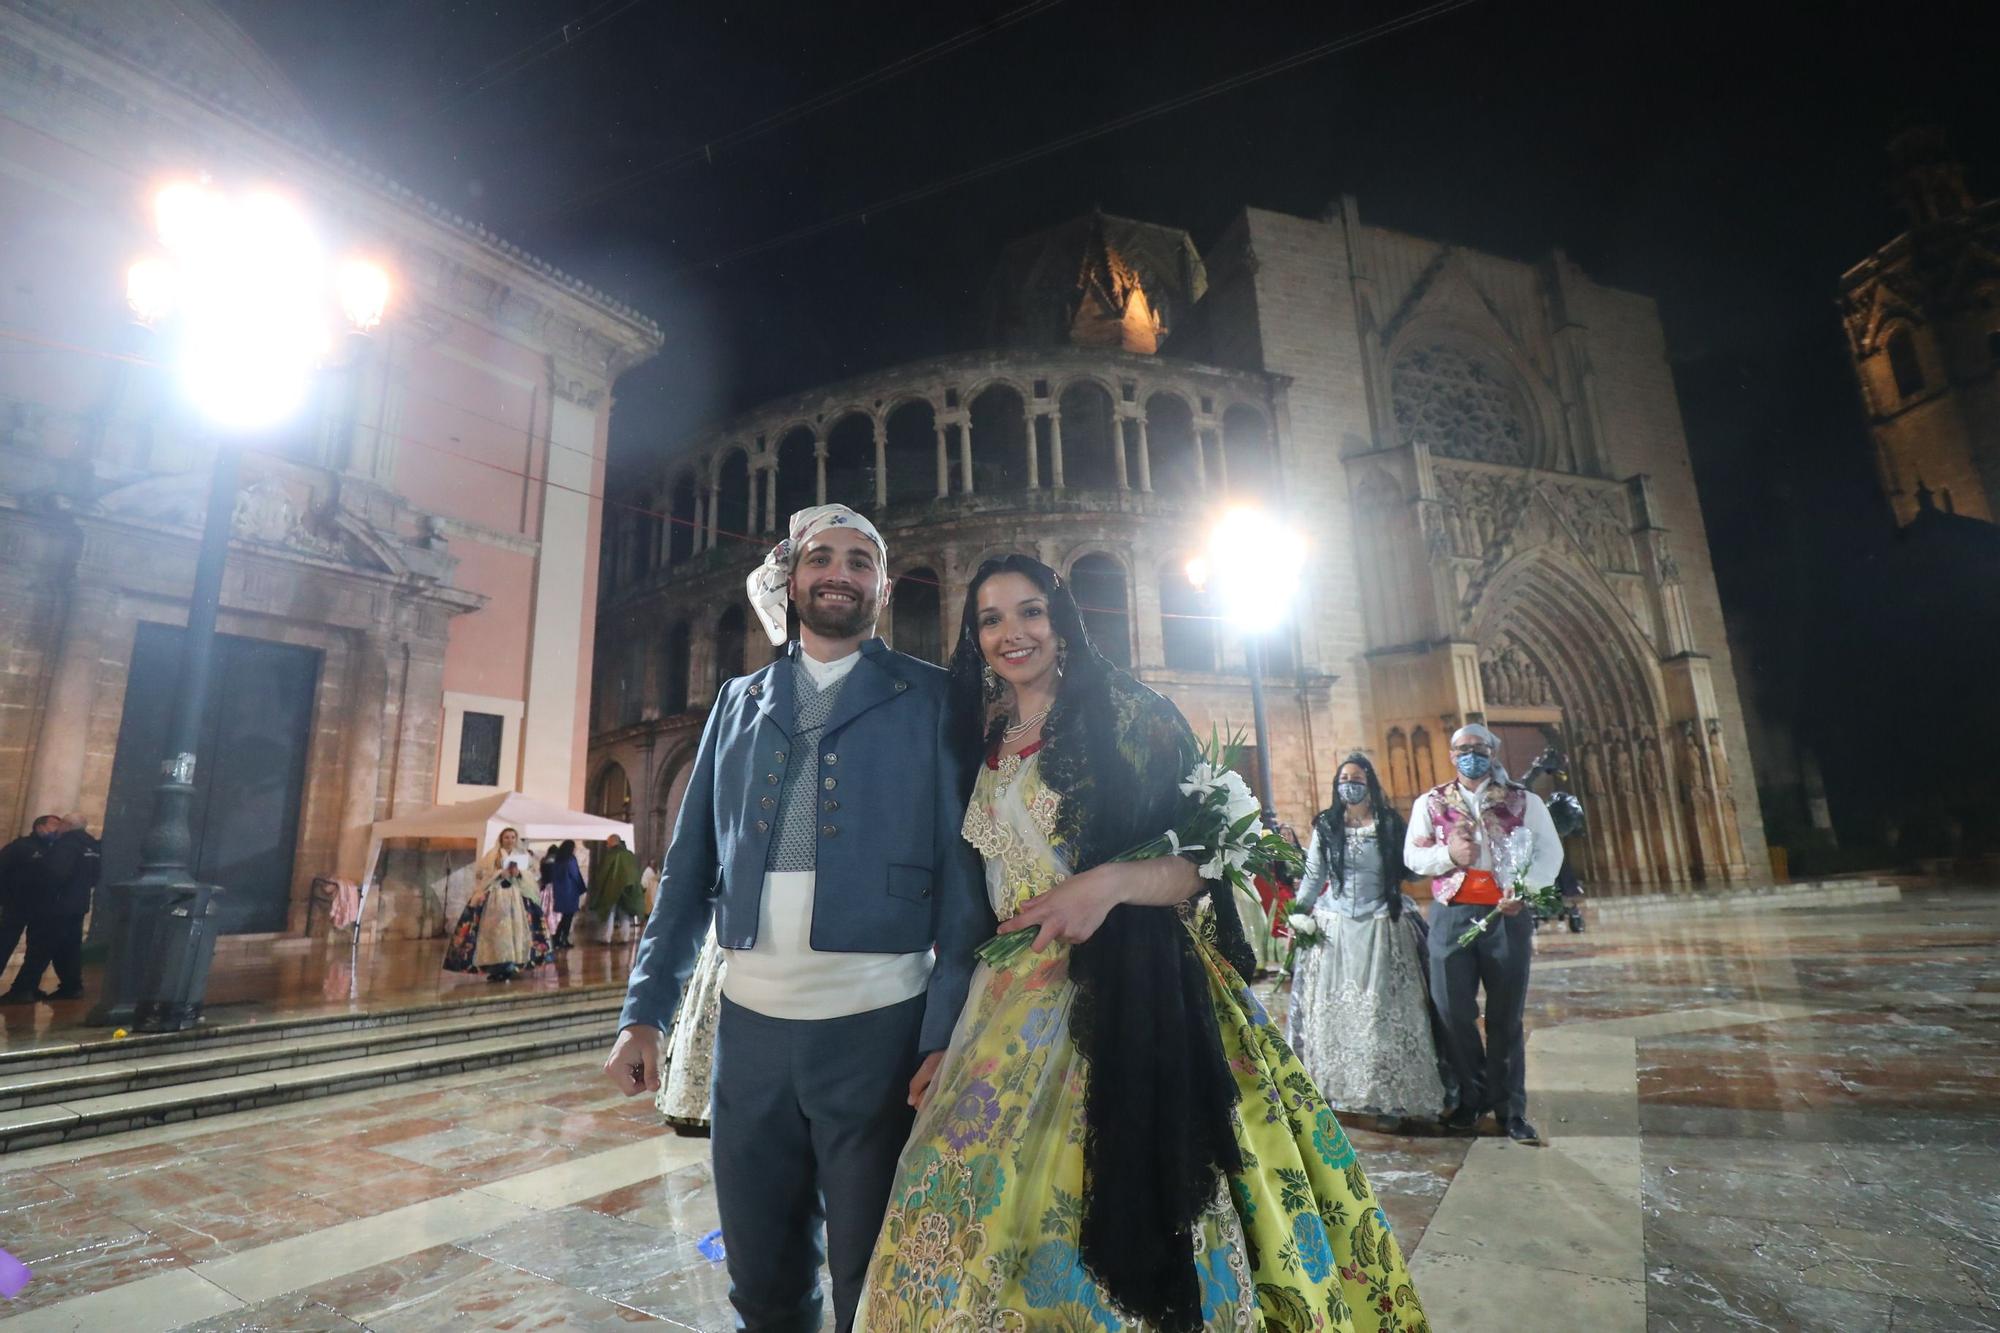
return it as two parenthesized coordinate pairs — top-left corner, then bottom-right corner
(1404, 723), (1565, 1143)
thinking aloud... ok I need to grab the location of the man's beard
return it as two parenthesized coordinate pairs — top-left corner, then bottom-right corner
(795, 584), (878, 639)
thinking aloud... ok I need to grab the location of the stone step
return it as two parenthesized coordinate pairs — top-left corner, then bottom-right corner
(0, 1011), (619, 1154)
(0, 993), (622, 1111)
(1585, 879), (1901, 922)
(0, 980), (627, 1075)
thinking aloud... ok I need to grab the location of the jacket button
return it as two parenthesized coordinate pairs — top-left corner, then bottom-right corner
(759, 796), (775, 810)
(824, 752), (838, 764)
(824, 799), (839, 812)
(775, 751), (786, 763)
(821, 824), (839, 838)
(823, 777), (837, 790)
(894, 681), (908, 692)
(755, 819), (769, 832)
(766, 774), (779, 785)
(749, 683), (762, 697)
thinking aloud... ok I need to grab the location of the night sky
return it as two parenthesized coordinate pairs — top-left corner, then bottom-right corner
(223, 0), (1996, 853)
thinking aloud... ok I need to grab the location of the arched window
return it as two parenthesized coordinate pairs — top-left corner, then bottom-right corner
(1058, 382), (1120, 490)
(714, 605), (747, 692)
(970, 384), (1030, 492)
(775, 426), (817, 519)
(1069, 553), (1130, 666)
(892, 567), (943, 664)
(659, 621), (691, 716)
(1887, 329), (1925, 399)
(1222, 405), (1276, 498)
(1145, 392), (1199, 496)
(1411, 726), (1438, 791)
(714, 450), (751, 550)
(824, 412), (876, 509)
(1386, 728), (1413, 800)
(885, 401), (937, 506)
(1391, 343), (1533, 466)
(667, 470), (697, 565)
(1160, 560), (1216, 671)
(592, 763), (631, 823)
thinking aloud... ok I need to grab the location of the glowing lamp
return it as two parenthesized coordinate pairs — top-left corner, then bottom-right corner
(1191, 506), (1306, 634)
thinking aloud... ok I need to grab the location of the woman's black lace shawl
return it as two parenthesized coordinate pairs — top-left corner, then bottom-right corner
(1038, 668), (1258, 1331)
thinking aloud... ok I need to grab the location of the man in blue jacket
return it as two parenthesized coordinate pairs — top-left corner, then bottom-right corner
(603, 504), (990, 1333)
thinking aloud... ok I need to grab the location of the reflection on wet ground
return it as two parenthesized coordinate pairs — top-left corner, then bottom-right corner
(0, 890), (1993, 1329)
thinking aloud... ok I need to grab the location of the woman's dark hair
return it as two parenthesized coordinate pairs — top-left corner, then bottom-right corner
(557, 839), (576, 859)
(948, 554), (1253, 1330)
(1314, 752), (1410, 918)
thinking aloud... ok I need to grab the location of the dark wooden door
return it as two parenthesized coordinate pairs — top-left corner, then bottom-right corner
(100, 623), (321, 935)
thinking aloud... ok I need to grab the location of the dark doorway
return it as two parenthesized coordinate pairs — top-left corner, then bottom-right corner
(100, 624), (321, 936)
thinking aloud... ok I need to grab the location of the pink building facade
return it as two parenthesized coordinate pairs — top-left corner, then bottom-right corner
(0, 0), (660, 938)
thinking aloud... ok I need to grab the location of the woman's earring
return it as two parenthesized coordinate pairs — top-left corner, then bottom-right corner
(981, 663), (1001, 698)
(1056, 639), (1068, 677)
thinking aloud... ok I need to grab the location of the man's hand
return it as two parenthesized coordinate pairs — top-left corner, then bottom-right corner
(1496, 895), (1525, 916)
(908, 1050), (945, 1108)
(1446, 824), (1479, 869)
(998, 868), (1118, 952)
(603, 1024), (662, 1097)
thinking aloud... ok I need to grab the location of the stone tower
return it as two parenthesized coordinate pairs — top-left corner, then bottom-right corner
(1838, 129), (2000, 526)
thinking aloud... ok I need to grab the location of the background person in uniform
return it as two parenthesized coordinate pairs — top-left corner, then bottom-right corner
(10, 813), (101, 1002)
(0, 815), (60, 1001)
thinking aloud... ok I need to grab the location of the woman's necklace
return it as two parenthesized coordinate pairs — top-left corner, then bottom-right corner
(1002, 706), (1050, 741)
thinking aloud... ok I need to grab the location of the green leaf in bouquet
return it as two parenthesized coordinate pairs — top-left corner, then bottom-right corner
(1227, 808), (1262, 841)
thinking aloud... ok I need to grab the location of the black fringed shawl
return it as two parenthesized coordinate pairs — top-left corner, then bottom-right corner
(1034, 669), (1259, 1332)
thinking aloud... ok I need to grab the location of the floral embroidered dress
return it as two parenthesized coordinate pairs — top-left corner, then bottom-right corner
(857, 744), (1429, 1332)
(656, 925), (723, 1130)
(442, 866), (550, 975)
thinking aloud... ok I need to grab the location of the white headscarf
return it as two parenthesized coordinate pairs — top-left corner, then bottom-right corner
(745, 504), (888, 646)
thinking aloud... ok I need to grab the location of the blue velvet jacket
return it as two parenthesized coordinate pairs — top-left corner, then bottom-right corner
(618, 639), (991, 1052)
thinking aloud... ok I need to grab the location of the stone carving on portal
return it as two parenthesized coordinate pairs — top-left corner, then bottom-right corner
(1478, 634), (1554, 707)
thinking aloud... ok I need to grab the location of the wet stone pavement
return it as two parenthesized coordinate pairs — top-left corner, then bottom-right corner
(0, 888), (1994, 1330)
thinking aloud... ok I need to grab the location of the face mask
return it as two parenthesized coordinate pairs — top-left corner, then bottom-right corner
(1454, 752), (1492, 780)
(1336, 782), (1369, 806)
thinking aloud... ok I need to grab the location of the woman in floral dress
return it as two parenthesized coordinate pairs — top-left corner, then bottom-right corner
(442, 828), (551, 981)
(858, 557), (1428, 1333)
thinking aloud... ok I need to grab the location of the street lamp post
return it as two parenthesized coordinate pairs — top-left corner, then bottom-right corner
(1188, 506), (1306, 826)
(89, 181), (388, 1032)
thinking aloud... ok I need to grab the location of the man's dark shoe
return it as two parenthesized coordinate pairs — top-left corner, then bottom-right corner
(1506, 1116), (1543, 1144)
(45, 988), (84, 1000)
(1443, 1104), (1480, 1133)
(0, 990), (41, 1004)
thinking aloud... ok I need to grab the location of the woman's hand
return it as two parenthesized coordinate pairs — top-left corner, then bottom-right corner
(998, 865), (1121, 952)
(907, 1050), (945, 1108)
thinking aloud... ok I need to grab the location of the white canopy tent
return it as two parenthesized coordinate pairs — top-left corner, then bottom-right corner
(359, 791), (635, 904)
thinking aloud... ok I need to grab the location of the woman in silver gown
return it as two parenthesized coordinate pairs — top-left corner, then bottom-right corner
(1288, 754), (1445, 1126)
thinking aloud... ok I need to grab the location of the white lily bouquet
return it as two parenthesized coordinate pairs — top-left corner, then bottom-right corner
(1286, 910), (1323, 949)
(1449, 825), (1562, 953)
(975, 730), (1305, 968)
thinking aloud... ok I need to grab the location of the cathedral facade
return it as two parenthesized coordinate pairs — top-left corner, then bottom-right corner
(593, 205), (1766, 892)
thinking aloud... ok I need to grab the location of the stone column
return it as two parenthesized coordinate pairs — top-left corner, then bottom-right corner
(873, 418), (889, 508)
(23, 584), (117, 822)
(1026, 414), (1041, 490)
(814, 434), (828, 506)
(336, 630), (391, 892)
(1113, 418), (1130, 490)
(958, 420), (974, 495)
(704, 480), (720, 550)
(935, 423), (950, 497)
(692, 490), (709, 554)
(1192, 427), (1208, 488)
(1208, 428), (1229, 490)
(1136, 416), (1154, 492)
(1048, 411), (1066, 489)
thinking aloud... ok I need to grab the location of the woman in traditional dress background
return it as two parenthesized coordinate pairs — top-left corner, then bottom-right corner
(1288, 755), (1446, 1129)
(655, 925), (723, 1136)
(543, 839), (586, 949)
(443, 827), (551, 981)
(857, 556), (1428, 1333)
